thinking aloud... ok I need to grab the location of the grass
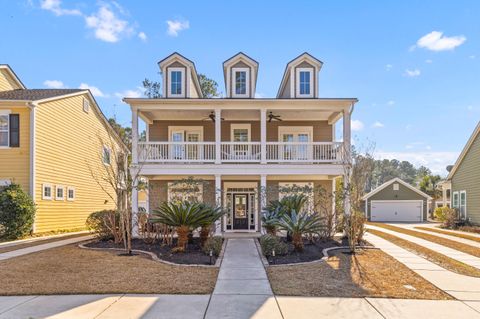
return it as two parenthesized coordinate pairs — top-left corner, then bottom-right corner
(368, 229), (480, 278)
(414, 227), (480, 243)
(369, 222), (480, 258)
(267, 248), (451, 299)
(0, 233), (90, 254)
(0, 244), (218, 295)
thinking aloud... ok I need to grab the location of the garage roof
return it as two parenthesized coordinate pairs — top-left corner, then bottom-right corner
(362, 177), (432, 200)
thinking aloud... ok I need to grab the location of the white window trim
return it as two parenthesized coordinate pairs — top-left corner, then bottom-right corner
(393, 183), (399, 191)
(230, 124), (251, 142)
(452, 191), (459, 208)
(67, 186), (75, 201)
(168, 67), (185, 98)
(232, 67), (250, 98)
(278, 126), (313, 141)
(296, 67), (314, 98)
(42, 183), (53, 200)
(0, 110), (11, 148)
(460, 190), (467, 218)
(167, 126), (204, 142)
(102, 145), (111, 166)
(55, 185), (65, 201)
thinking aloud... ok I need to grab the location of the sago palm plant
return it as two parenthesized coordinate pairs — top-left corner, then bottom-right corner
(261, 207), (284, 235)
(275, 210), (324, 252)
(198, 204), (225, 246)
(150, 201), (211, 251)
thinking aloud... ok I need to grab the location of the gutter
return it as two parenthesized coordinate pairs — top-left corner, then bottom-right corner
(28, 102), (37, 232)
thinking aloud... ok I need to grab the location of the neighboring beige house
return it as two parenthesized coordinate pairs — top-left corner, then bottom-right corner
(436, 180), (451, 209)
(126, 52), (356, 235)
(446, 121), (480, 224)
(0, 65), (126, 233)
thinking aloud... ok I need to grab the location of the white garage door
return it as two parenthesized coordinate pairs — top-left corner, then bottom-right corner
(371, 200), (423, 222)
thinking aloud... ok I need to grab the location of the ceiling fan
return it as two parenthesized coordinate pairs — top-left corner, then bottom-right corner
(202, 111), (224, 122)
(268, 112), (282, 122)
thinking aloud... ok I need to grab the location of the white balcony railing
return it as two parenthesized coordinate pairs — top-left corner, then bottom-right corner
(138, 141), (343, 164)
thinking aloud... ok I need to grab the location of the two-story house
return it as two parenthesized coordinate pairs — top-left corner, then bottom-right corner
(0, 64), (126, 233)
(125, 52), (357, 235)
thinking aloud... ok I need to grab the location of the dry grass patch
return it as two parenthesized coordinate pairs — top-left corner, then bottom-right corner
(368, 229), (480, 277)
(0, 244), (218, 295)
(0, 233), (90, 254)
(415, 227), (480, 243)
(267, 248), (451, 299)
(369, 223), (480, 258)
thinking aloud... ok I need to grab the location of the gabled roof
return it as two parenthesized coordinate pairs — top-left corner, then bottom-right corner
(157, 52), (203, 98)
(362, 177), (432, 200)
(0, 64), (26, 90)
(0, 89), (83, 101)
(447, 121), (480, 181)
(277, 52), (323, 98)
(222, 52), (259, 94)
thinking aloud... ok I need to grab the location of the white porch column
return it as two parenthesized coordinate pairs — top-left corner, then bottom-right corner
(343, 108), (352, 216)
(260, 108), (267, 164)
(260, 174), (267, 233)
(215, 174), (222, 235)
(131, 107), (139, 165)
(215, 109), (221, 164)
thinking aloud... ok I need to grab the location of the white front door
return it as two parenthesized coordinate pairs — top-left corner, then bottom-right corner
(371, 200), (423, 222)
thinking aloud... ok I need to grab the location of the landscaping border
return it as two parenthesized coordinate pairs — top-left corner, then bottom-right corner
(78, 239), (226, 268)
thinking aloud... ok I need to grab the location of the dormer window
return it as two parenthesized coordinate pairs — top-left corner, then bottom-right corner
(296, 68), (313, 97)
(168, 68), (185, 97)
(232, 67), (249, 97)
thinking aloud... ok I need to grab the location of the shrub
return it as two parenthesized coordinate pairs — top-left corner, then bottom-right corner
(259, 234), (288, 257)
(261, 207), (283, 236)
(0, 184), (36, 239)
(86, 210), (121, 242)
(275, 211), (325, 252)
(434, 207), (449, 221)
(438, 207), (458, 229)
(202, 236), (223, 256)
(345, 210), (366, 253)
(458, 225), (480, 234)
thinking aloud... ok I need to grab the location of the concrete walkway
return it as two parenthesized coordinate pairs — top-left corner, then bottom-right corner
(205, 238), (283, 318)
(0, 231), (89, 249)
(0, 235), (93, 261)
(365, 231), (480, 305)
(368, 224), (480, 269)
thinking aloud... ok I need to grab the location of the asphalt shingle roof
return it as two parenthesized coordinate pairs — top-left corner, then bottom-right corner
(0, 89), (83, 101)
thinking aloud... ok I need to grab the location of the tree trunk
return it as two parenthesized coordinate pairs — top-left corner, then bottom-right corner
(177, 225), (189, 251)
(200, 225), (211, 246)
(292, 232), (304, 252)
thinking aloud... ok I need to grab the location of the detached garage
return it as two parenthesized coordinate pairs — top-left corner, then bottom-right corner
(363, 178), (431, 222)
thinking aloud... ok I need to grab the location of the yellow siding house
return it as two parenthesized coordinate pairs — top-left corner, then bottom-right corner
(0, 65), (126, 233)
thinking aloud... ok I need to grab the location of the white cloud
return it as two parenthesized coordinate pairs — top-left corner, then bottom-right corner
(79, 83), (107, 97)
(372, 121), (384, 128)
(255, 92), (265, 98)
(385, 64), (393, 71)
(414, 31), (466, 52)
(387, 100), (395, 106)
(351, 120), (364, 131)
(166, 19), (189, 37)
(115, 88), (144, 100)
(85, 3), (133, 43)
(404, 69), (421, 77)
(469, 55), (476, 59)
(425, 59), (433, 63)
(43, 80), (65, 89)
(40, 0), (81, 16)
(138, 31), (147, 41)
(376, 151), (459, 176)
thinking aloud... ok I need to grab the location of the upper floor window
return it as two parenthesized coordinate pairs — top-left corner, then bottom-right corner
(168, 68), (185, 97)
(102, 146), (111, 165)
(0, 113), (8, 147)
(232, 68), (249, 97)
(296, 68), (313, 97)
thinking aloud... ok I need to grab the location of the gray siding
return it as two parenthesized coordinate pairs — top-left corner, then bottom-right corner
(451, 130), (480, 224)
(366, 183), (428, 221)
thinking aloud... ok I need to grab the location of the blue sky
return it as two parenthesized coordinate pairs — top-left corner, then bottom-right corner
(1, 0), (479, 175)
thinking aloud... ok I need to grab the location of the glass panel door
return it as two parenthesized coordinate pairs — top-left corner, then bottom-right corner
(171, 130), (184, 159)
(460, 192), (466, 219)
(186, 132), (200, 160)
(233, 128), (249, 158)
(282, 134), (294, 160)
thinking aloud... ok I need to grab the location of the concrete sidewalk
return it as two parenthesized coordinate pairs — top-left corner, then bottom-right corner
(0, 235), (93, 261)
(368, 224), (480, 269)
(1, 294), (479, 319)
(0, 231), (89, 249)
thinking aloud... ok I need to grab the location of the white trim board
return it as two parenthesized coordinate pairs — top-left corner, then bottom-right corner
(362, 177), (432, 200)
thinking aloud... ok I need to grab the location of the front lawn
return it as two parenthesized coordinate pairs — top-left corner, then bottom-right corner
(0, 244), (218, 295)
(267, 248), (451, 299)
(414, 226), (480, 243)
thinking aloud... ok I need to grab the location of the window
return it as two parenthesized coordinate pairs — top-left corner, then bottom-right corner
(56, 185), (65, 200)
(232, 68), (249, 97)
(0, 113), (9, 147)
(42, 184), (53, 200)
(231, 124), (251, 158)
(102, 146), (111, 165)
(296, 68), (313, 97)
(452, 191), (459, 208)
(279, 182), (314, 213)
(393, 183), (399, 191)
(459, 191), (467, 220)
(168, 126), (203, 160)
(83, 98), (90, 113)
(168, 68), (185, 97)
(168, 182), (203, 203)
(67, 187), (75, 201)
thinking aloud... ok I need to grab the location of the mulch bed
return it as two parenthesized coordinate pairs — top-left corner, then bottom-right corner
(264, 237), (371, 265)
(86, 238), (218, 265)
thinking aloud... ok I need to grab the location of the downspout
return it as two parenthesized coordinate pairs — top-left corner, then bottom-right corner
(28, 102), (37, 232)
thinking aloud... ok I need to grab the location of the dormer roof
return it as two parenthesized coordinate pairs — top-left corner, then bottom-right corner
(223, 52), (259, 98)
(277, 52), (323, 98)
(0, 64), (26, 90)
(158, 52), (203, 98)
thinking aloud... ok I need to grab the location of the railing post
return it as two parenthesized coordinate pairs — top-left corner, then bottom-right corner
(215, 109), (221, 164)
(260, 108), (267, 164)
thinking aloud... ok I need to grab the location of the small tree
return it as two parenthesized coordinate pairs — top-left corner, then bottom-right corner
(0, 184), (36, 239)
